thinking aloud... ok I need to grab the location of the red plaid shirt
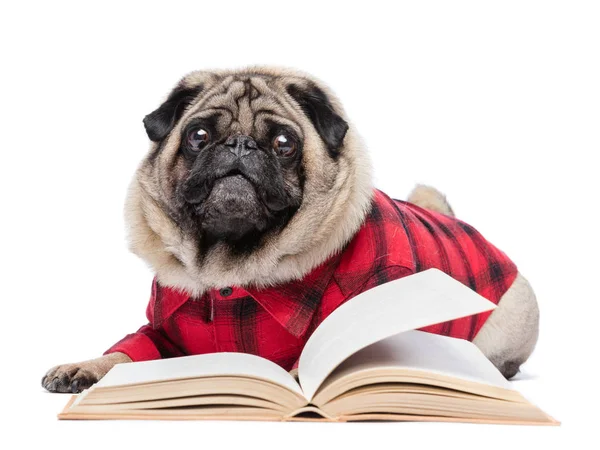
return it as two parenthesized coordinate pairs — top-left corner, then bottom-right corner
(106, 189), (518, 371)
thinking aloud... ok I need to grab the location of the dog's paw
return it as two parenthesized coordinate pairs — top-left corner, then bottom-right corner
(41, 352), (132, 393)
(42, 363), (99, 393)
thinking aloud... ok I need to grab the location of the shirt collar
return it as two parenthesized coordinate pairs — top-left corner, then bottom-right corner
(149, 254), (341, 337)
(246, 254), (341, 338)
(148, 278), (191, 328)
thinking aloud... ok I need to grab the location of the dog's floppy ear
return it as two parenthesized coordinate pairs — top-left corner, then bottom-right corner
(143, 84), (203, 142)
(286, 83), (349, 156)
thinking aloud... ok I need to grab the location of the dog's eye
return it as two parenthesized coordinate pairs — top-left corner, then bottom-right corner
(187, 128), (210, 151)
(273, 134), (297, 157)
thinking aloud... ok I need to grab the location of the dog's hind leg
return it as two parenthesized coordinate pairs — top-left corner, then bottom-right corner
(472, 273), (539, 378)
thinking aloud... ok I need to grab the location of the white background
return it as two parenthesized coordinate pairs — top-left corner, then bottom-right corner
(1, 1), (598, 448)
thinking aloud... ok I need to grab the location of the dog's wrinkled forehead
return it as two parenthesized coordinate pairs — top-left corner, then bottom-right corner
(143, 68), (349, 158)
(187, 75), (302, 138)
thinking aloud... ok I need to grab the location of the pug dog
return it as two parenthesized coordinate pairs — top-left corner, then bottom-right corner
(42, 67), (539, 394)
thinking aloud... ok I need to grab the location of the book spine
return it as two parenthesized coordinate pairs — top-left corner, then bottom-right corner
(284, 406), (338, 422)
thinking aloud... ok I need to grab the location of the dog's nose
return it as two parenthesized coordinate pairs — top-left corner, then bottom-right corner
(224, 135), (258, 158)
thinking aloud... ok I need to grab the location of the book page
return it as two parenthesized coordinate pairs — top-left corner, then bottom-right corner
(95, 352), (304, 397)
(326, 330), (513, 390)
(298, 268), (497, 400)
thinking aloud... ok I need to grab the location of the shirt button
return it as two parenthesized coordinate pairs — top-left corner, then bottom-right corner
(219, 287), (233, 297)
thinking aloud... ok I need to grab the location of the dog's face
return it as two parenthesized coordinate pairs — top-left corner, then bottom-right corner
(129, 67), (372, 293)
(142, 70), (349, 252)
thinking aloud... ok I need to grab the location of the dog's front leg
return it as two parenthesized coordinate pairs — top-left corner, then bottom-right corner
(42, 352), (131, 393)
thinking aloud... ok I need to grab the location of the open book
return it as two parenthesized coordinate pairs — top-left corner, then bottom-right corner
(59, 269), (557, 424)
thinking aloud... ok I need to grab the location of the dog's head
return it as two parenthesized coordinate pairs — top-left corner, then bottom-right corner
(128, 67), (373, 294)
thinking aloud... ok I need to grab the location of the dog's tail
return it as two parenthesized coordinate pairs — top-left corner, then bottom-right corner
(407, 184), (455, 217)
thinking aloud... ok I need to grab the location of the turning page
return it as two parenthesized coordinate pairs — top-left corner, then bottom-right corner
(298, 268), (497, 400)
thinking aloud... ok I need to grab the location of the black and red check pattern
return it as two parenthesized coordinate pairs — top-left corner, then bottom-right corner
(106, 189), (518, 371)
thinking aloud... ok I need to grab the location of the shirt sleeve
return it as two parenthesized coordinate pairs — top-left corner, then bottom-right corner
(103, 280), (186, 362)
(103, 323), (184, 362)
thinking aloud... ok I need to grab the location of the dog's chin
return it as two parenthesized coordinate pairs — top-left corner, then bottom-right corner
(197, 174), (271, 242)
